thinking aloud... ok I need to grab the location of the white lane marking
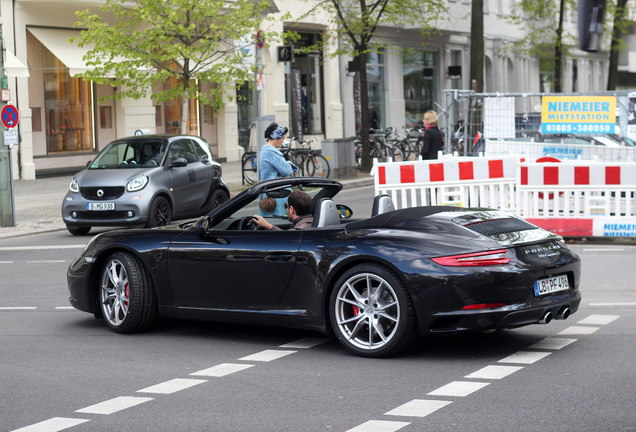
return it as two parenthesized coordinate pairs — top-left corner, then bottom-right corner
(578, 314), (620, 325)
(499, 351), (551, 364)
(0, 261), (13, 263)
(559, 326), (600, 335)
(27, 260), (66, 264)
(589, 302), (636, 306)
(384, 400), (453, 418)
(239, 349), (296, 362)
(75, 396), (153, 415)
(0, 245), (85, 251)
(529, 338), (577, 350)
(428, 381), (489, 397)
(137, 378), (207, 394)
(280, 338), (329, 349)
(465, 365), (523, 380)
(10, 417), (90, 432)
(55, 307), (75, 310)
(0, 307), (37, 310)
(345, 420), (411, 432)
(190, 363), (254, 377)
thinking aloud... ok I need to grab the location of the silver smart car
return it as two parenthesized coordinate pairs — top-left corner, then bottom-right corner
(62, 135), (229, 235)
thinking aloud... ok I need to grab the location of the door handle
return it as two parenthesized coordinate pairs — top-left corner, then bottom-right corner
(264, 254), (293, 262)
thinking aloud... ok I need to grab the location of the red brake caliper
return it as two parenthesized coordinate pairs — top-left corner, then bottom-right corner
(125, 283), (130, 306)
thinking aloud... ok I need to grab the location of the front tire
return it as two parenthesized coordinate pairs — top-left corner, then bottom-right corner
(329, 264), (417, 357)
(205, 189), (229, 213)
(99, 252), (156, 333)
(145, 196), (171, 228)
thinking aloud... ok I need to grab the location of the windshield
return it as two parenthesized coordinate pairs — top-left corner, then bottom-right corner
(89, 139), (167, 169)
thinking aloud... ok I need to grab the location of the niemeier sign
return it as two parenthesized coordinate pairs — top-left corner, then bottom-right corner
(541, 96), (616, 134)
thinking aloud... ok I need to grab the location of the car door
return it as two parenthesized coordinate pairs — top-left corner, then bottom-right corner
(166, 229), (302, 309)
(166, 139), (212, 215)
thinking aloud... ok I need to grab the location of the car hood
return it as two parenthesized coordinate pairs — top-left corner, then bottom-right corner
(73, 167), (161, 187)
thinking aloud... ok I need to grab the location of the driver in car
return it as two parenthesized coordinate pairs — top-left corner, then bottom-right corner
(252, 190), (313, 230)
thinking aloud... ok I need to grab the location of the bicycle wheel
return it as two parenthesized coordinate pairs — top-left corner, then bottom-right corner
(242, 153), (258, 184)
(306, 154), (331, 178)
(397, 139), (413, 160)
(390, 146), (405, 162)
(288, 150), (306, 176)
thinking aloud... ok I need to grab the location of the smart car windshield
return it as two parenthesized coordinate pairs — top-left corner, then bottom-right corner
(89, 139), (167, 169)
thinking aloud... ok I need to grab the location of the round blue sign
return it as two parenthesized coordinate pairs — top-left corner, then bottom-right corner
(1, 104), (19, 128)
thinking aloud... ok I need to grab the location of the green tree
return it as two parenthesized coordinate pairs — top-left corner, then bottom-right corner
(296, 0), (447, 173)
(74, 0), (276, 134)
(505, 0), (577, 93)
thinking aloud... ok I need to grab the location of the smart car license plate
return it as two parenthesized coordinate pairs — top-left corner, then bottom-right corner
(534, 275), (569, 296)
(87, 202), (115, 211)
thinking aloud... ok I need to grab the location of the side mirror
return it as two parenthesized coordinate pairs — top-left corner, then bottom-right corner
(195, 216), (211, 237)
(85, 160), (92, 167)
(336, 204), (353, 219)
(170, 157), (188, 168)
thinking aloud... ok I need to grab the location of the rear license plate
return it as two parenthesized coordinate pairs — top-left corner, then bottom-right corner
(87, 202), (115, 211)
(534, 274), (569, 296)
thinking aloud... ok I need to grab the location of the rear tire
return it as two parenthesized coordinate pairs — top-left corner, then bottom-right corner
(145, 196), (171, 228)
(329, 264), (418, 357)
(99, 251), (156, 333)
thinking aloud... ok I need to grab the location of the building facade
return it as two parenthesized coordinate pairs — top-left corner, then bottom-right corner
(0, 0), (629, 180)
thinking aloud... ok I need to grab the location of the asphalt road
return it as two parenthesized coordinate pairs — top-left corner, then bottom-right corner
(1, 188), (635, 432)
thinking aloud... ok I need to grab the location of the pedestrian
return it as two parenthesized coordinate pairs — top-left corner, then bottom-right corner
(419, 110), (445, 160)
(258, 122), (297, 216)
(252, 190), (314, 230)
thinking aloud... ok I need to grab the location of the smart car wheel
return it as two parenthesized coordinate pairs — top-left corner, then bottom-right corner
(329, 264), (417, 357)
(206, 189), (230, 213)
(66, 225), (91, 236)
(146, 196), (171, 227)
(99, 252), (156, 333)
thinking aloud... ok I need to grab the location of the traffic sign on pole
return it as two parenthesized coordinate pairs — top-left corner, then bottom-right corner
(1, 104), (19, 128)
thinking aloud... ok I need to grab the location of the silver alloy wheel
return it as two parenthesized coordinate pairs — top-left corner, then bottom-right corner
(100, 258), (130, 327)
(333, 272), (400, 351)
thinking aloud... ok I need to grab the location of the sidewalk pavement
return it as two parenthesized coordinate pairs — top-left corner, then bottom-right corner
(0, 160), (373, 239)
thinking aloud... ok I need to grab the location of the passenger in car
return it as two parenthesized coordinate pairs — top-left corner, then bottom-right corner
(252, 190), (313, 230)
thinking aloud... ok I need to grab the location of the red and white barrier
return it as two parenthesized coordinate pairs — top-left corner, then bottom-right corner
(373, 156), (636, 238)
(374, 157), (520, 211)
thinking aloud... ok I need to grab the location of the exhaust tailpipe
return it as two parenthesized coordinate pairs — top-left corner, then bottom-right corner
(538, 311), (554, 324)
(555, 307), (571, 320)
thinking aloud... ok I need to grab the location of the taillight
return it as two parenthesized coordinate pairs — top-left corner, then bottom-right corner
(431, 249), (510, 266)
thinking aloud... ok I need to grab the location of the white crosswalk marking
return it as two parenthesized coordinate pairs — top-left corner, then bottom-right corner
(239, 349), (296, 362)
(499, 351), (551, 364)
(559, 326), (600, 335)
(528, 338), (577, 350)
(190, 363), (254, 377)
(75, 396), (153, 415)
(578, 314), (620, 325)
(10, 417), (90, 432)
(137, 378), (207, 394)
(280, 338), (329, 349)
(465, 365), (523, 380)
(428, 381), (489, 397)
(345, 420), (411, 432)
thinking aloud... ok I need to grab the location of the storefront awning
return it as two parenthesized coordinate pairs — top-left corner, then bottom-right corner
(4, 50), (29, 77)
(28, 28), (92, 77)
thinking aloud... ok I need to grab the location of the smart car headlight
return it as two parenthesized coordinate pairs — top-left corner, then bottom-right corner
(69, 178), (79, 193)
(127, 175), (149, 192)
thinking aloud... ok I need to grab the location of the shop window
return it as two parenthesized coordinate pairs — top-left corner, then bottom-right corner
(43, 49), (94, 153)
(32, 107), (42, 132)
(100, 106), (112, 129)
(285, 32), (324, 135)
(403, 49), (438, 128)
(236, 81), (255, 151)
(367, 50), (385, 130)
(162, 62), (198, 135)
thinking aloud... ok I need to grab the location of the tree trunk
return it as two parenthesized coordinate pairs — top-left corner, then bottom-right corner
(554, 0), (565, 92)
(607, 0), (629, 90)
(469, 0), (484, 92)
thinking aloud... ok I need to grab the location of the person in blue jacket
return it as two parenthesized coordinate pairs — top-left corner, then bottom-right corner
(259, 122), (297, 216)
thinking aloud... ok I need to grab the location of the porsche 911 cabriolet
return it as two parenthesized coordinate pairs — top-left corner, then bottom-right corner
(67, 177), (581, 357)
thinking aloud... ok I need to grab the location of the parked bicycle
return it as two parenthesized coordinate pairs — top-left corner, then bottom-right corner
(241, 137), (331, 185)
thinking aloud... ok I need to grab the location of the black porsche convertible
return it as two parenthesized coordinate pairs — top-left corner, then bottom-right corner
(67, 177), (581, 357)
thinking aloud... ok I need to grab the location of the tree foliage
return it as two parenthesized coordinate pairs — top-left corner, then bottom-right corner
(74, 0), (276, 133)
(295, 0), (447, 173)
(505, 0), (577, 93)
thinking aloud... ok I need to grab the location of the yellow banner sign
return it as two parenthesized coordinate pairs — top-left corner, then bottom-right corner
(541, 96), (616, 134)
